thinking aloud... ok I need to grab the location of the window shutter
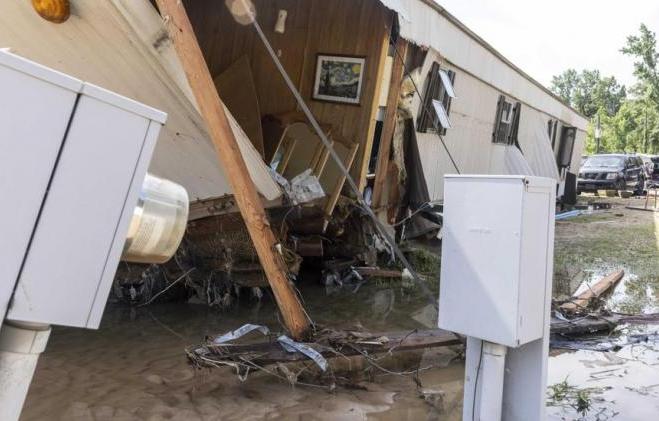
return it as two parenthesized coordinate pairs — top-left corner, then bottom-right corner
(492, 95), (505, 142)
(508, 102), (521, 146)
(417, 62), (441, 133)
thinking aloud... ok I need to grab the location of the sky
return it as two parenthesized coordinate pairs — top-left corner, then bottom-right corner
(435, 0), (659, 90)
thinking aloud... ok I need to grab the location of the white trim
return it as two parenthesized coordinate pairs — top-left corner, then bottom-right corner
(432, 99), (452, 129)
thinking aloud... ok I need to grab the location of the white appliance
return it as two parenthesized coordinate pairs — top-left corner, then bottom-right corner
(0, 50), (187, 420)
(439, 175), (555, 421)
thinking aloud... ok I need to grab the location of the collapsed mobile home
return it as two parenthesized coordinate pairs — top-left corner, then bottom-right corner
(1, 0), (587, 303)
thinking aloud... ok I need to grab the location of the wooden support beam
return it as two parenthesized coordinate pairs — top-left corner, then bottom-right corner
(155, 0), (310, 340)
(372, 37), (408, 210)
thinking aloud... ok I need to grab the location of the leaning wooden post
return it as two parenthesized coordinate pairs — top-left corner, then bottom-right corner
(155, 0), (310, 340)
(372, 37), (408, 212)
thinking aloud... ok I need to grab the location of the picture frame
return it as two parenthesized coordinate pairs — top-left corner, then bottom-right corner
(312, 54), (366, 105)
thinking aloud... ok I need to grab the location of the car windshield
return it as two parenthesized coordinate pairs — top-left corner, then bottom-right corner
(583, 156), (625, 168)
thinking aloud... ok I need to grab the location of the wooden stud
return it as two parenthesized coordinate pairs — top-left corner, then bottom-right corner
(357, 25), (392, 192)
(155, 0), (310, 340)
(372, 37), (408, 210)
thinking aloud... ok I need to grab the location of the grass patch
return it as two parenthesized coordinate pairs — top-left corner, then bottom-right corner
(547, 378), (609, 417)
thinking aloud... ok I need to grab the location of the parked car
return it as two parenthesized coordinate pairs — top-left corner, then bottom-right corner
(578, 154), (645, 194)
(648, 156), (659, 185)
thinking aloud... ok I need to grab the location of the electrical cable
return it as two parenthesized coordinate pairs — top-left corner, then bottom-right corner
(472, 340), (484, 420)
(240, 2), (438, 309)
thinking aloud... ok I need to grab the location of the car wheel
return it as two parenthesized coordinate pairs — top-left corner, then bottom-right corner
(616, 179), (626, 193)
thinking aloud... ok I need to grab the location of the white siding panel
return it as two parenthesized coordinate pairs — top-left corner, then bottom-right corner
(518, 109), (560, 181)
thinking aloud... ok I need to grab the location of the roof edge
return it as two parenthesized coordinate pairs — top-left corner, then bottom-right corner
(415, 0), (589, 123)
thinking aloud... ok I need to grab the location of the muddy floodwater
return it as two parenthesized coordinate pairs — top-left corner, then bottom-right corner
(21, 196), (659, 420)
(21, 284), (464, 421)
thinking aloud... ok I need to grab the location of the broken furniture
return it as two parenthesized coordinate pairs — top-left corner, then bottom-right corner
(439, 175), (556, 421)
(267, 115), (359, 229)
(0, 51), (187, 421)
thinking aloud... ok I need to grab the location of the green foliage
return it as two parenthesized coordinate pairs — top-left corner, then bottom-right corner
(621, 24), (659, 105)
(555, 24), (659, 154)
(550, 69), (626, 118)
(547, 378), (604, 417)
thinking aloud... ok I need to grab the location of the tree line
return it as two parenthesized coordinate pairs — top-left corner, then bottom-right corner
(550, 24), (659, 155)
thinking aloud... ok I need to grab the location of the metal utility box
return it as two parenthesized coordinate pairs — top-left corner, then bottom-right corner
(438, 175), (555, 347)
(0, 50), (166, 329)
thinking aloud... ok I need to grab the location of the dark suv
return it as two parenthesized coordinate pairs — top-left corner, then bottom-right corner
(578, 154), (645, 194)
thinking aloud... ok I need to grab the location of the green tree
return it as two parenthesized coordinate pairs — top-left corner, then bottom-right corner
(550, 69), (626, 118)
(587, 101), (659, 154)
(621, 24), (659, 105)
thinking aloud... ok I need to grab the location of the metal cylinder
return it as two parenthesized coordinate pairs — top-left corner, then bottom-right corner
(122, 173), (189, 264)
(477, 341), (508, 421)
(0, 322), (51, 421)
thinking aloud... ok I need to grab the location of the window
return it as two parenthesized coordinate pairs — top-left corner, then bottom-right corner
(547, 119), (559, 149)
(492, 95), (521, 145)
(557, 126), (576, 169)
(417, 62), (456, 135)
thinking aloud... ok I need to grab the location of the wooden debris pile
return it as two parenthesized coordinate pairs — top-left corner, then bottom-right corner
(187, 327), (461, 387)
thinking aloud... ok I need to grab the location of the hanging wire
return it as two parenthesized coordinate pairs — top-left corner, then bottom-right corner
(238, 1), (437, 309)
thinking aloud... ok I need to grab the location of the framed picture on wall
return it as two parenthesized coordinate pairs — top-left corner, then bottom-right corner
(312, 54), (366, 105)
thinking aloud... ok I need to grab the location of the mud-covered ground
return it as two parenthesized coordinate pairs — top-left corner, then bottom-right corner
(20, 195), (659, 420)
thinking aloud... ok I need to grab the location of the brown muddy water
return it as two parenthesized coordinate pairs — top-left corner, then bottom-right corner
(21, 284), (463, 421)
(20, 196), (659, 420)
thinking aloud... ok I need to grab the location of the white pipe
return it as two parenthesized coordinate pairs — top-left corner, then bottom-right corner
(476, 341), (508, 421)
(0, 321), (50, 421)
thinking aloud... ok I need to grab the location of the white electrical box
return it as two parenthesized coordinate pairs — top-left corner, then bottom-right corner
(438, 175), (555, 347)
(0, 51), (166, 329)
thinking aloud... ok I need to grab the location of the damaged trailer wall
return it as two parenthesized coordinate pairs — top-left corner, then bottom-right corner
(412, 50), (586, 202)
(0, 0), (281, 203)
(184, 0), (391, 186)
(378, 0), (589, 132)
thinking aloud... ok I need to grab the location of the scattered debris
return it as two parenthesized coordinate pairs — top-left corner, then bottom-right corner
(187, 327), (460, 386)
(556, 209), (587, 220)
(551, 332), (659, 352)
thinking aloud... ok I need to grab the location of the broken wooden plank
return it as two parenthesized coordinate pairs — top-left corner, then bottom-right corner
(156, 0), (310, 340)
(560, 269), (624, 314)
(550, 312), (659, 336)
(372, 37), (408, 211)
